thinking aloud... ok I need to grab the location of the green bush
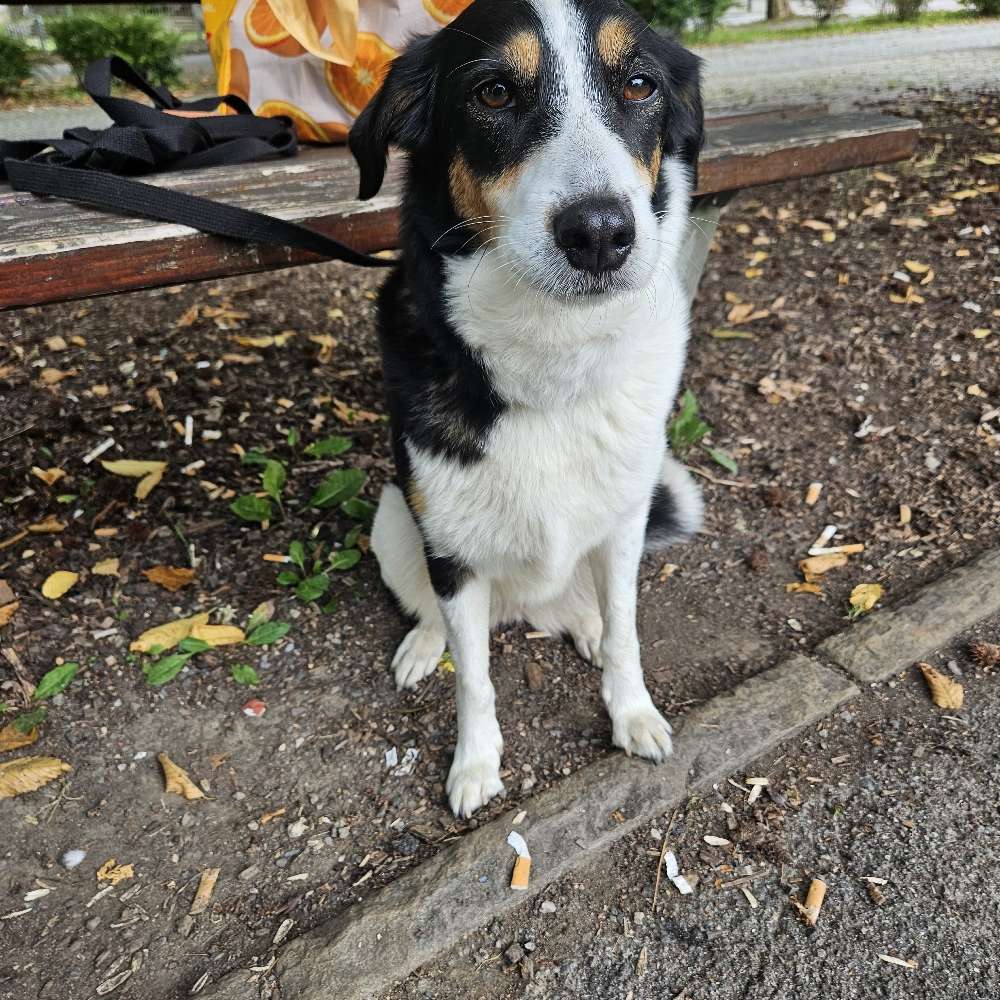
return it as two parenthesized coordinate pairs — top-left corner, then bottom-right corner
(959, 0), (1000, 14)
(630, 0), (734, 37)
(45, 13), (182, 88)
(0, 34), (32, 98)
(888, 0), (926, 18)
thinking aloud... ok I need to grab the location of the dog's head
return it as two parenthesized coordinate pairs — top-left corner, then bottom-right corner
(350, 0), (702, 301)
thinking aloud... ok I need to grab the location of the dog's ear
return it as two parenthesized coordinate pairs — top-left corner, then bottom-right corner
(648, 35), (704, 187)
(348, 35), (438, 201)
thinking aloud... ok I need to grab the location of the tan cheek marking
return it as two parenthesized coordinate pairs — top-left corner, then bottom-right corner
(634, 146), (663, 190)
(448, 153), (522, 241)
(406, 480), (427, 516)
(596, 16), (635, 69)
(505, 30), (541, 80)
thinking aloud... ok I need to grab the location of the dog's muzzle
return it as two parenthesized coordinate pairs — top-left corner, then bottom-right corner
(552, 195), (636, 276)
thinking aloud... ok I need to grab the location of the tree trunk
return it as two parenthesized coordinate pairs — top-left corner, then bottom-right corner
(767, 0), (793, 18)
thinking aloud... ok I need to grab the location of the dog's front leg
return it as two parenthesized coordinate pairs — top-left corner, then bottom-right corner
(439, 576), (504, 817)
(591, 508), (673, 761)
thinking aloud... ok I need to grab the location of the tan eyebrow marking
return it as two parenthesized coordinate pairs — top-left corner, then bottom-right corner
(596, 15), (635, 68)
(504, 29), (541, 80)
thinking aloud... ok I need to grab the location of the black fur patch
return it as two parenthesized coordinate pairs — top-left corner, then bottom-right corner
(425, 551), (471, 600)
(645, 482), (681, 549)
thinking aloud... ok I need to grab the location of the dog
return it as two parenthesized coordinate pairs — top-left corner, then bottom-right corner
(348, 0), (705, 818)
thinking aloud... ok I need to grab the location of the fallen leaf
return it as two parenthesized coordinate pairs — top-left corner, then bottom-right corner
(135, 468), (164, 500)
(758, 376), (811, 404)
(189, 868), (221, 915)
(188, 624), (245, 647)
(309, 334), (338, 363)
(0, 723), (38, 752)
(39, 368), (77, 386)
(158, 752), (206, 800)
(28, 516), (66, 534)
(0, 530), (28, 551)
(96, 859), (135, 884)
(142, 566), (196, 592)
(130, 612), (211, 653)
(711, 329), (756, 340)
(175, 304), (200, 328)
(41, 571), (79, 600)
(786, 582), (823, 596)
(30, 467), (66, 487)
(801, 219), (833, 231)
(799, 553), (848, 578)
(100, 459), (168, 500)
(849, 583), (883, 615)
(0, 756), (71, 799)
(903, 260), (930, 274)
(45, 335), (68, 351)
(92, 558), (120, 577)
(146, 387), (164, 412)
(949, 189), (979, 200)
(332, 398), (381, 425)
(231, 330), (296, 349)
(260, 806), (286, 824)
(0, 601), (19, 627)
(918, 662), (964, 710)
(974, 153), (1000, 166)
(0, 580), (14, 605)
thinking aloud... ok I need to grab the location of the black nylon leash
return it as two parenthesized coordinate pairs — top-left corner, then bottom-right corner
(0, 57), (392, 269)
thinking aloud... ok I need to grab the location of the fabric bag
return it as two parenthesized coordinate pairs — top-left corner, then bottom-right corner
(204, 0), (474, 143)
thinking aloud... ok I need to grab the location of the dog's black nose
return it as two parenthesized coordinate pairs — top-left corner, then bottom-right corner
(552, 197), (636, 276)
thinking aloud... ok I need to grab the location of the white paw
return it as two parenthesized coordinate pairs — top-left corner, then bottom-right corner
(610, 703), (674, 762)
(392, 625), (446, 691)
(446, 740), (504, 818)
(568, 616), (604, 666)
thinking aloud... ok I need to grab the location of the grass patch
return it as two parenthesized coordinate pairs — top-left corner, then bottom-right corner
(685, 9), (986, 45)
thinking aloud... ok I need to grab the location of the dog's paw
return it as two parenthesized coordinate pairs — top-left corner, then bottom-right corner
(611, 703), (674, 762)
(392, 625), (446, 691)
(446, 739), (504, 818)
(568, 616), (603, 666)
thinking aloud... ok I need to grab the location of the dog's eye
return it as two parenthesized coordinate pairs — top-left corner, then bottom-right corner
(623, 75), (656, 102)
(477, 80), (514, 110)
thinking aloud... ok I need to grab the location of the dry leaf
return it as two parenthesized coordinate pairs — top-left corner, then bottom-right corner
(801, 219), (833, 231)
(918, 662), (964, 710)
(903, 260), (930, 274)
(0, 580), (14, 605)
(309, 334), (338, 363)
(0, 601), (19, 627)
(189, 868), (221, 915)
(188, 624), (245, 647)
(232, 331), (296, 349)
(849, 583), (884, 615)
(332, 398), (381, 424)
(135, 468), (164, 500)
(799, 553), (848, 577)
(101, 459), (168, 501)
(158, 752), (206, 800)
(786, 582), (823, 596)
(130, 612), (211, 653)
(92, 558), (120, 577)
(28, 516), (66, 534)
(39, 368), (76, 386)
(41, 571), (79, 600)
(0, 756), (71, 799)
(758, 376), (810, 404)
(175, 304), (200, 328)
(0, 723), (38, 753)
(96, 859), (135, 884)
(711, 329), (756, 340)
(143, 566), (196, 592)
(146, 387), (164, 412)
(31, 467), (66, 487)
(974, 153), (1000, 166)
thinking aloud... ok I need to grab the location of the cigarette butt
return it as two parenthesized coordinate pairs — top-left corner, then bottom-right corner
(807, 542), (865, 557)
(803, 878), (827, 927)
(899, 504), (912, 525)
(805, 482), (823, 506)
(189, 868), (220, 916)
(810, 524), (837, 550)
(511, 855), (531, 891)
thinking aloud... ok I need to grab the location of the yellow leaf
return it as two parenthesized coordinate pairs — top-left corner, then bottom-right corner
(903, 260), (930, 274)
(92, 558), (120, 577)
(801, 219), (833, 231)
(747, 250), (769, 265)
(799, 553), (848, 577)
(744, 267), (763, 278)
(41, 571), (79, 600)
(188, 624), (245, 647)
(0, 723), (38, 753)
(309, 334), (338, 363)
(101, 459), (167, 478)
(785, 582), (822, 596)
(974, 153), (1000, 166)
(158, 752), (206, 800)
(918, 663), (964, 710)
(0, 601), (19, 627)
(949, 189), (979, 200)
(96, 859), (135, 884)
(28, 517), (66, 534)
(972, 328), (992, 340)
(849, 583), (884, 615)
(821, 231), (836, 244)
(143, 566), (196, 592)
(130, 612), (211, 653)
(31, 467), (66, 487)
(135, 468), (164, 501)
(0, 756), (71, 799)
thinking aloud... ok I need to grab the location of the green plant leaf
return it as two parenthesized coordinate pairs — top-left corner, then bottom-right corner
(706, 446), (738, 475)
(276, 570), (300, 586)
(245, 621), (291, 646)
(288, 540), (306, 570)
(309, 468), (365, 509)
(668, 389), (712, 454)
(177, 637), (211, 655)
(33, 662), (79, 701)
(230, 495), (272, 522)
(341, 498), (375, 524)
(262, 460), (287, 504)
(144, 652), (192, 686)
(328, 549), (362, 572)
(320, 597), (339, 615)
(295, 573), (330, 601)
(241, 449), (270, 467)
(287, 426), (301, 448)
(304, 435), (352, 459)
(231, 664), (260, 687)
(56, 494), (77, 504)
(13, 706), (47, 733)
(344, 524), (362, 549)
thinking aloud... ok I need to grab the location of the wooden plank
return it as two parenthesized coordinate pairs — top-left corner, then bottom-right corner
(0, 112), (920, 312)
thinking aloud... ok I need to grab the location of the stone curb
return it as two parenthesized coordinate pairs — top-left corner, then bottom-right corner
(202, 655), (855, 1000)
(818, 547), (1000, 683)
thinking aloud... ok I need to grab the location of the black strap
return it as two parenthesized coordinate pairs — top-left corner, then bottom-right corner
(0, 57), (392, 269)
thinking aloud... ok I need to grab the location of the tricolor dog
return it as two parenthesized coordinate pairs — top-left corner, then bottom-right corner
(349, 0), (705, 817)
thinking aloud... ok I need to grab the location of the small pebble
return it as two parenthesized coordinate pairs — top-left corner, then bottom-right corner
(540, 901), (557, 914)
(61, 849), (86, 870)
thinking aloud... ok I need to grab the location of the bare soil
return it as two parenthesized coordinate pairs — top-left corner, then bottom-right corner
(0, 92), (997, 1000)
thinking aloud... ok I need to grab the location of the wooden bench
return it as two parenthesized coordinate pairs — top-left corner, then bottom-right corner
(0, 105), (921, 313)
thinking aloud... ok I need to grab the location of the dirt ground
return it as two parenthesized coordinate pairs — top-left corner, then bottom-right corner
(1, 92), (998, 999)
